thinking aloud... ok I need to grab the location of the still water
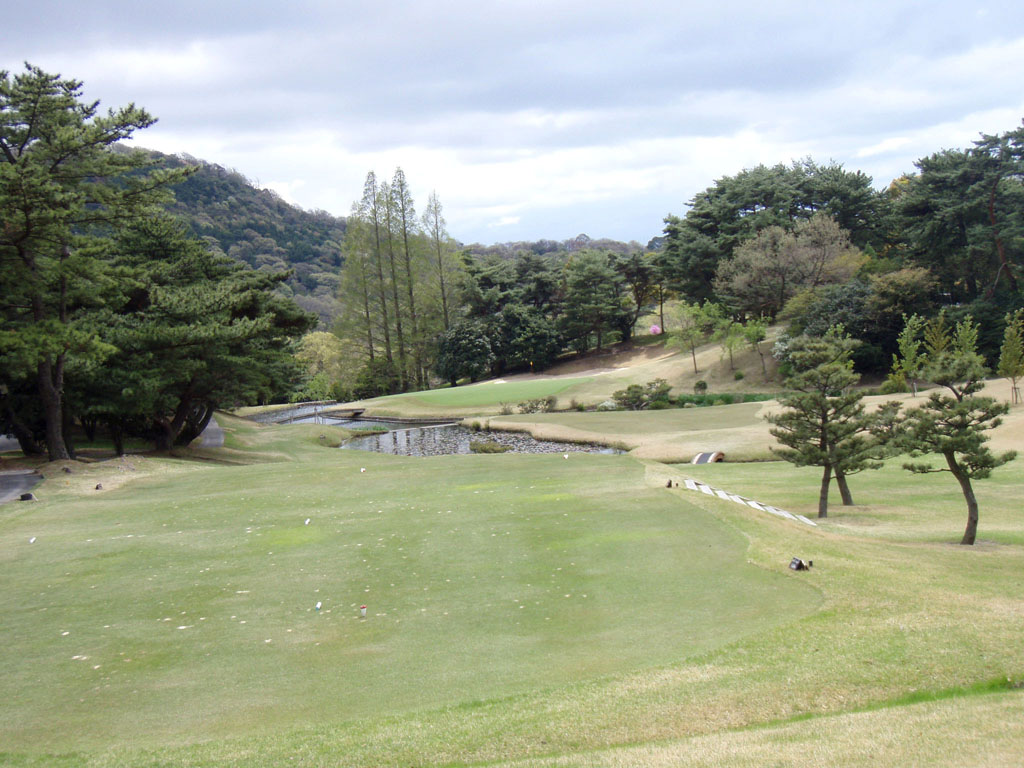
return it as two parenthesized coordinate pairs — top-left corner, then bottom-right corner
(341, 423), (621, 457)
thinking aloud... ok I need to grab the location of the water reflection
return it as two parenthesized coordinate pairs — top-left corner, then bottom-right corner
(341, 424), (620, 457)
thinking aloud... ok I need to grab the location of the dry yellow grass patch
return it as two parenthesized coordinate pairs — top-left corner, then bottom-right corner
(494, 692), (1024, 768)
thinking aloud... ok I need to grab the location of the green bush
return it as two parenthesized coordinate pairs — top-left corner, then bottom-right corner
(734, 370), (745, 380)
(613, 379), (672, 410)
(694, 380), (708, 394)
(469, 440), (510, 453)
(879, 373), (909, 394)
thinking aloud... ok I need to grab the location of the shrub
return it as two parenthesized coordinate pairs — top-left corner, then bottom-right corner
(517, 396), (557, 414)
(469, 440), (510, 453)
(613, 379), (672, 410)
(879, 373), (908, 394)
(734, 370), (745, 380)
(499, 402), (514, 415)
(694, 380), (708, 394)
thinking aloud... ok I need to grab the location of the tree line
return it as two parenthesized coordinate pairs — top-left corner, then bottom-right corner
(1, 65), (315, 461)
(333, 202), (671, 398)
(322, 124), (1024, 398)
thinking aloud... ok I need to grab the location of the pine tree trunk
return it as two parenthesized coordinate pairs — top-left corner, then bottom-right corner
(107, 419), (125, 457)
(834, 467), (854, 505)
(946, 451), (979, 545)
(154, 396), (192, 451)
(987, 177), (1018, 295)
(818, 464), (832, 518)
(62, 402), (77, 459)
(38, 358), (70, 461)
(2, 399), (44, 455)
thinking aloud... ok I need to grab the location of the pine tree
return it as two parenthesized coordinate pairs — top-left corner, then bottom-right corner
(0, 64), (187, 459)
(900, 314), (1017, 544)
(767, 329), (884, 517)
(889, 313), (926, 395)
(997, 309), (1024, 404)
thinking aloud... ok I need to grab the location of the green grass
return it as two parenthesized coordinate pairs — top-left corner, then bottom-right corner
(500, 402), (769, 434)
(383, 377), (593, 409)
(0, 419), (814, 757)
(2, 416), (1023, 766)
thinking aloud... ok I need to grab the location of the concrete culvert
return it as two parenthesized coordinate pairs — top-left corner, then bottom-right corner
(691, 451), (725, 464)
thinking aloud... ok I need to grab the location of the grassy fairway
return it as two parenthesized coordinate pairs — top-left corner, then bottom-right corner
(489, 402), (777, 461)
(0, 419), (814, 757)
(351, 376), (595, 416)
(2, 415), (1023, 767)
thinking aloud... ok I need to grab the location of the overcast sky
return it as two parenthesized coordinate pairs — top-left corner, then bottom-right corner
(5, 1), (1024, 245)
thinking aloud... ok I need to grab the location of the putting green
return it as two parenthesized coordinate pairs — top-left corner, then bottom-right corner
(0, 449), (817, 752)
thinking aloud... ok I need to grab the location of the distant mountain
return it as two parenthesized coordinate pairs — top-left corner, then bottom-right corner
(463, 232), (648, 259)
(153, 151), (346, 327)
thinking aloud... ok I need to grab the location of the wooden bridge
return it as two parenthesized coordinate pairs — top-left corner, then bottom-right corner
(274, 406), (364, 424)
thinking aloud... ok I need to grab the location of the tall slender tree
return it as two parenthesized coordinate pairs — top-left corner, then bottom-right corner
(422, 190), (452, 331)
(391, 168), (423, 387)
(378, 180), (408, 389)
(357, 172), (393, 366)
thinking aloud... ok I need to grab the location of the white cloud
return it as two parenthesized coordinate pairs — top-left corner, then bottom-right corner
(6, 2), (1024, 243)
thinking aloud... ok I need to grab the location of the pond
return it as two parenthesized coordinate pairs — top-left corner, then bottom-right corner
(340, 423), (622, 457)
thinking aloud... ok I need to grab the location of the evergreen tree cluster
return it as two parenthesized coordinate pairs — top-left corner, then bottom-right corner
(661, 127), (1024, 374)
(0, 65), (315, 460)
